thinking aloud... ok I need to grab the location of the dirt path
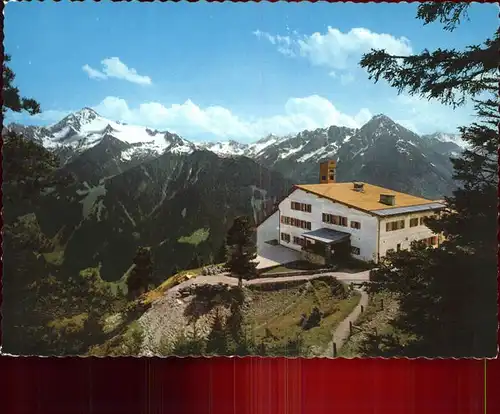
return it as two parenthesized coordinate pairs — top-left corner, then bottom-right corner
(173, 270), (370, 290)
(323, 288), (369, 358)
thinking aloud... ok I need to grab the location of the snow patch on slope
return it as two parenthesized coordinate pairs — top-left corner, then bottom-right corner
(196, 140), (249, 157)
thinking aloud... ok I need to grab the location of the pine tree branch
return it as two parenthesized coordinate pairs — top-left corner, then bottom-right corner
(360, 31), (499, 108)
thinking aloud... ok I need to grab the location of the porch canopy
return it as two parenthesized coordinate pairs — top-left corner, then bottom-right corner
(302, 228), (350, 245)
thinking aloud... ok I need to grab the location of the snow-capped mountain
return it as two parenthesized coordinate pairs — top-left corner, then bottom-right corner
(5, 108), (463, 198)
(242, 114), (461, 198)
(6, 108), (196, 164)
(195, 133), (297, 158)
(196, 139), (250, 157)
(424, 132), (467, 149)
(4, 108), (291, 284)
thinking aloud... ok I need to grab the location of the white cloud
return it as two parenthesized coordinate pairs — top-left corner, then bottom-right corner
(10, 92), (468, 140)
(392, 94), (471, 134)
(254, 27), (412, 70)
(9, 92), (469, 140)
(82, 64), (107, 80)
(93, 95), (372, 141)
(82, 57), (152, 85)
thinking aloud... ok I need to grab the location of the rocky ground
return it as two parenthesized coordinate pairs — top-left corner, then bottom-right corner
(339, 292), (400, 357)
(136, 269), (371, 356)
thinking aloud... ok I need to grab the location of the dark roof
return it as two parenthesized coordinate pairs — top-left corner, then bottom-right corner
(302, 228), (350, 245)
(373, 202), (445, 217)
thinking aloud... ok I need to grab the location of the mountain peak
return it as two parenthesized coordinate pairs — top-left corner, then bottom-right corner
(255, 133), (282, 144)
(368, 114), (394, 124)
(53, 107), (100, 129)
(74, 107), (100, 121)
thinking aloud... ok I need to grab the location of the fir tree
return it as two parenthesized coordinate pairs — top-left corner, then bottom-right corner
(2, 54), (41, 116)
(225, 216), (258, 287)
(225, 297), (245, 353)
(171, 323), (206, 356)
(216, 241), (227, 264)
(2, 54), (74, 354)
(1, 54), (72, 205)
(360, 4), (497, 108)
(205, 309), (229, 355)
(360, 3), (498, 357)
(127, 247), (154, 299)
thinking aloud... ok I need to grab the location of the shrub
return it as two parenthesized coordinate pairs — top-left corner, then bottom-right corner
(303, 306), (322, 330)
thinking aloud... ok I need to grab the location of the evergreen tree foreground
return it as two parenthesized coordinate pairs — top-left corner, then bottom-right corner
(224, 216), (258, 286)
(359, 2), (498, 357)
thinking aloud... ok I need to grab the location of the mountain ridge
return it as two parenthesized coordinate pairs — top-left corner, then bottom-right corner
(5, 107), (464, 158)
(5, 108), (464, 201)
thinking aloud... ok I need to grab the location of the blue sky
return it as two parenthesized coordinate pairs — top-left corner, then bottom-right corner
(4, 1), (498, 142)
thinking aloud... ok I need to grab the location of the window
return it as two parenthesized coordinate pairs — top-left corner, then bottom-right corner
(293, 236), (306, 246)
(409, 218), (419, 227)
(281, 233), (291, 243)
(281, 216), (291, 225)
(419, 216), (427, 225)
(350, 246), (360, 255)
(321, 175), (326, 181)
(281, 216), (311, 230)
(386, 220), (405, 231)
(350, 221), (361, 230)
(291, 201), (312, 213)
(322, 213), (348, 227)
(299, 220), (311, 230)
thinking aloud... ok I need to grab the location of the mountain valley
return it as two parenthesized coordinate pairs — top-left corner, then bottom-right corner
(2, 107), (465, 355)
(4, 108), (464, 284)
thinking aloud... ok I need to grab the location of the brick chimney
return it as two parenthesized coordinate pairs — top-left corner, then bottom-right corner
(319, 160), (336, 184)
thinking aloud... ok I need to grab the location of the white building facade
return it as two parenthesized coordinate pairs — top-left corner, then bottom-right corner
(257, 185), (444, 264)
(278, 188), (379, 262)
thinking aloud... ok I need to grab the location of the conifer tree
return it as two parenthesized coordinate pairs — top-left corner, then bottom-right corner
(127, 247), (154, 298)
(2, 54), (67, 204)
(205, 309), (229, 355)
(3, 54), (41, 116)
(171, 323), (205, 356)
(2, 54), (70, 354)
(360, 3), (498, 357)
(225, 216), (258, 286)
(225, 298), (245, 352)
